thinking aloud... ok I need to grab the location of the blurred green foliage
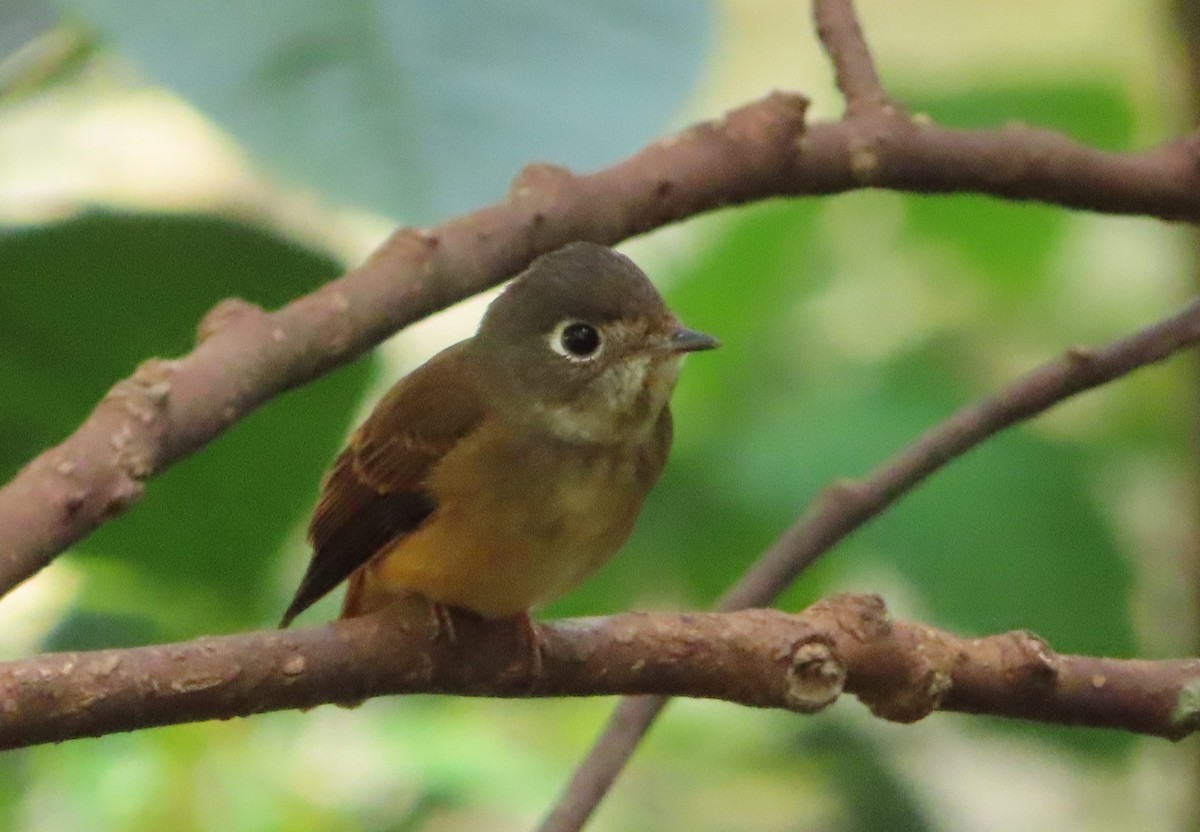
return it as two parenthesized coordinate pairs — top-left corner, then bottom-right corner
(0, 0), (55, 57)
(0, 213), (377, 641)
(806, 721), (934, 832)
(0, 1), (1193, 831)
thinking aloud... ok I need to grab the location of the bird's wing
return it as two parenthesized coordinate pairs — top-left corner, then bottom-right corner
(279, 341), (486, 626)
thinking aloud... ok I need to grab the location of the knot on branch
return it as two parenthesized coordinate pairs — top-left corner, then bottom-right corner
(363, 226), (443, 277)
(1171, 680), (1200, 736)
(508, 163), (577, 202)
(998, 630), (1060, 689)
(720, 91), (809, 138)
(785, 639), (845, 712)
(842, 105), (916, 185)
(810, 593), (952, 723)
(708, 93), (810, 185)
(848, 141), (881, 184)
(861, 660), (953, 724)
(810, 592), (891, 637)
(504, 164), (579, 245)
(196, 297), (268, 344)
(94, 357), (178, 501)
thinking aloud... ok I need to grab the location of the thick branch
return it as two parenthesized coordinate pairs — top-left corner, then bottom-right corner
(2, 594), (1198, 750)
(5, 86), (1200, 594)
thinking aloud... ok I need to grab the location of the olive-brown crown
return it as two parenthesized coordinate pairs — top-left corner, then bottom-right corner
(477, 242), (671, 344)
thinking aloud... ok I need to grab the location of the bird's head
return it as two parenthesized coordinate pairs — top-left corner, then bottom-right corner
(474, 242), (719, 443)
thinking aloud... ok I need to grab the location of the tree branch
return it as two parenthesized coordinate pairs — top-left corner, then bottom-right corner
(813, 0), (889, 114)
(3, 594), (1198, 751)
(5, 72), (1200, 595)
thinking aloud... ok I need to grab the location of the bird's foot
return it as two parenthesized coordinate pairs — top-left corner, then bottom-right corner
(427, 600), (458, 643)
(514, 610), (544, 680)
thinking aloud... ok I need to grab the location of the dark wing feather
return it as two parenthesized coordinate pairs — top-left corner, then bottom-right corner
(279, 341), (485, 627)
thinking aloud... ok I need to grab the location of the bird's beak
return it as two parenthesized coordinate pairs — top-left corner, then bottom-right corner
(665, 326), (721, 353)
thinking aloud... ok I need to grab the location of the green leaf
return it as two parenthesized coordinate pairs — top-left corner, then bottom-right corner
(53, 0), (713, 221)
(0, 212), (375, 639)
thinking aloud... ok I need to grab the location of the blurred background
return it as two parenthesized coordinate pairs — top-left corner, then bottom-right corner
(1, 0), (1197, 829)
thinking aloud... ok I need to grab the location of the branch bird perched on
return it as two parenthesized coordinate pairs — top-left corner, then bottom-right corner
(280, 242), (718, 630)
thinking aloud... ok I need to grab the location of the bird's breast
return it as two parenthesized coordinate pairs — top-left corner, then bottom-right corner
(368, 418), (665, 617)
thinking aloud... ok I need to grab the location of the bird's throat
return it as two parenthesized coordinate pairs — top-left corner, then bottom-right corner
(534, 354), (681, 444)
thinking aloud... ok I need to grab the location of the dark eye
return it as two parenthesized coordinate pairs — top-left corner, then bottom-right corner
(559, 322), (601, 358)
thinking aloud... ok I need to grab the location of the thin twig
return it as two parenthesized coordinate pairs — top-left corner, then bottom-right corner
(535, 299), (1200, 832)
(813, 0), (889, 113)
(4, 594), (1199, 750)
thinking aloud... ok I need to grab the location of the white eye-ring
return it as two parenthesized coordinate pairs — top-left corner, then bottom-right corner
(549, 319), (603, 361)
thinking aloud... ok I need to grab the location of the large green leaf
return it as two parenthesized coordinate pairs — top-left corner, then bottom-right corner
(52, 0), (712, 221)
(0, 212), (375, 639)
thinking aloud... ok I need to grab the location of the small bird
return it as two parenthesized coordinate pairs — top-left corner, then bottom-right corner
(279, 242), (718, 630)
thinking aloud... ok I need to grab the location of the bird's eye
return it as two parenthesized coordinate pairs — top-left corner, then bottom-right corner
(553, 321), (602, 360)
